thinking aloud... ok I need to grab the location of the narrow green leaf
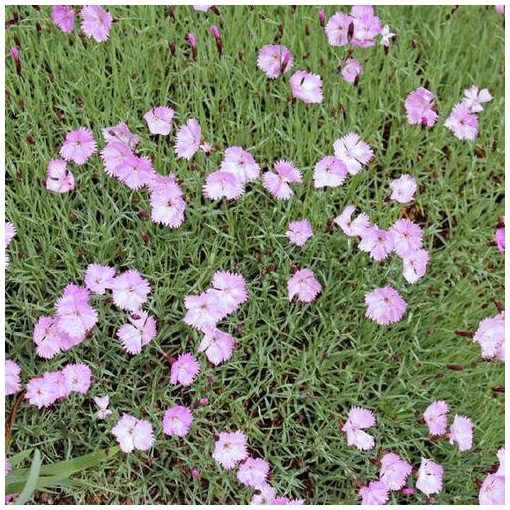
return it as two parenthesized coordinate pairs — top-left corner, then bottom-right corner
(8, 449), (33, 467)
(14, 449), (41, 505)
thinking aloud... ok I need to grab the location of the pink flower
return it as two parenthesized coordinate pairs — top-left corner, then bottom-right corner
(5, 360), (21, 396)
(101, 140), (134, 179)
(462, 85), (493, 113)
(358, 226), (394, 261)
(193, 5), (212, 12)
(219, 146), (260, 185)
(496, 447), (505, 477)
(423, 400), (449, 436)
(175, 119), (202, 160)
(237, 457), (270, 489)
(286, 219), (313, 247)
(479, 474), (505, 505)
(364, 286), (407, 325)
(150, 181), (186, 228)
(445, 103), (478, 141)
(102, 121), (140, 149)
(257, 44), (293, 79)
(111, 414), (154, 453)
(33, 316), (64, 359)
(63, 363), (92, 394)
(318, 10), (326, 27)
(191, 468), (200, 478)
(473, 312), (505, 361)
(359, 481), (389, 505)
(325, 12), (352, 46)
(416, 458), (443, 496)
(51, 5), (75, 33)
(273, 496), (305, 505)
(448, 415), (473, 452)
(143, 106), (175, 136)
(25, 371), (67, 408)
(184, 291), (225, 331)
(170, 353), (201, 386)
(203, 171), (244, 200)
(162, 405), (194, 437)
(5, 222), (16, 246)
(210, 270), (249, 315)
(313, 156), (348, 188)
(262, 160), (302, 200)
(341, 58), (362, 84)
(342, 406), (376, 451)
(287, 268), (322, 303)
(84, 263), (116, 295)
(116, 311), (157, 355)
(351, 6), (382, 48)
(199, 327), (235, 365)
(111, 270), (151, 312)
(380, 25), (396, 46)
(333, 205), (370, 237)
(402, 249), (429, 284)
(60, 127), (96, 165)
(118, 154), (155, 190)
(495, 5), (505, 14)
(380, 453), (412, 490)
(80, 5), (113, 43)
(251, 484), (277, 504)
(390, 219), (423, 258)
(389, 174), (417, 204)
(94, 395), (112, 420)
(212, 431), (248, 469)
(404, 87), (438, 127)
(45, 159), (75, 194)
(210, 24), (223, 56)
(495, 223), (505, 252)
(289, 71), (323, 104)
(333, 132), (374, 175)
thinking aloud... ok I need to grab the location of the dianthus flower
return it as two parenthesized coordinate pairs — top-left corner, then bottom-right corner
(287, 268), (322, 303)
(364, 286), (407, 325)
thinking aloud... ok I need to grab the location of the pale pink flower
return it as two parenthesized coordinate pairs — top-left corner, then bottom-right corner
(341, 58), (362, 84)
(402, 249), (429, 284)
(147, 172), (177, 193)
(111, 270), (151, 312)
(101, 140), (134, 179)
(5, 360), (21, 396)
(81, 5), (113, 42)
(150, 182), (186, 228)
(364, 286), (407, 325)
(496, 447), (505, 476)
(199, 328), (235, 366)
(289, 70), (323, 104)
(287, 268), (322, 303)
(273, 496), (305, 505)
(462, 85), (493, 113)
(313, 156), (348, 188)
(200, 141), (214, 154)
(262, 160), (302, 200)
(448, 415), (473, 452)
(116, 311), (157, 355)
(389, 174), (417, 204)
(162, 405), (194, 437)
(359, 481), (389, 505)
(473, 312), (505, 361)
(342, 406), (376, 451)
(143, 106), (175, 136)
(63, 363), (92, 394)
(191, 468), (200, 478)
(351, 6), (382, 47)
(33, 316), (64, 359)
(84, 263), (116, 295)
(404, 87), (438, 127)
(94, 395), (112, 420)
(257, 44), (292, 79)
(118, 154), (155, 190)
(495, 5), (505, 14)
(237, 457), (270, 489)
(203, 171), (244, 200)
(479, 474), (505, 505)
(175, 119), (202, 160)
(423, 400), (449, 436)
(333, 205), (370, 237)
(212, 431), (248, 469)
(416, 458), (443, 496)
(211, 270), (249, 314)
(445, 103), (478, 141)
(184, 291), (225, 331)
(219, 146), (260, 184)
(250, 484), (277, 505)
(390, 219), (423, 258)
(25, 372), (65, 408)
(51, 5), (75, 33)
(60, 127), (96, 165)
(333, 132), (374, 175)
(495, 223), (505, 252)
(111, 413), (154, 453)
(170, 353), (201, 386)
(45, 158), (75, 194)
(380, 453), (412, 490)
(358, 226), (394, 261)
(102, 121), (140, 149)
(325, 12), (352, 46)
(193, 5), (212, 11)
(5, 222), (16, 246)
(286, 219), (313, 247)
(380, 25), (395, 46)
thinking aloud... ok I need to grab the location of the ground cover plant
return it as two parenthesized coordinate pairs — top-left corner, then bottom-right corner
(4, 4), (505, 505)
